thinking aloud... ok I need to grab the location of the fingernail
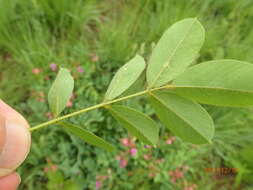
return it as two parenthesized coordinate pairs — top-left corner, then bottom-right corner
(0, 120), (31, 177)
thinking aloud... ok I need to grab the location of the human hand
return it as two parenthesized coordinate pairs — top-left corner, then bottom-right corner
(0, 100), (31, 190)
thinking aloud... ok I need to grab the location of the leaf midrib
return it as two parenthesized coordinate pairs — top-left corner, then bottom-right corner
(105, 61), (144, 101)
(109, 107), (154, 145)
(151, 93), (210, 142)
(106, 69), (121, 100)
(172, 85), (253, 94)
(150, 19), (197, 87)
(60, 122), (114, 151)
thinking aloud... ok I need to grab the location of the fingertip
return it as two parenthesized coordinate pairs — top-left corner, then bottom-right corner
(0, 100), (31, 177)
(0, 120), (31, 176)
(0, 172), (21, 190)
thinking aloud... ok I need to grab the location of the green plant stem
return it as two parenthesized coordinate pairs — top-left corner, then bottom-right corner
(29, 85), (173, 132)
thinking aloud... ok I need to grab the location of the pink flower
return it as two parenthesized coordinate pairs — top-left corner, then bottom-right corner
(66, 100), (73, 107)
(43, 167), (49, 173)
(183, 182), (197, 190)
(171, 177), (176, 183)
(143, 154), (151, 160)
(148, 173), (156, 178)
(50, 63), (57, 71)
(166, 139), (173, 144)
(38, 92), (45, 97)
(168, 168), (184, 182)
(181, 165), (190, 171)
(120, 138), (129, 146)
(37, 97), (45, 102)
(184, 187), (193, 190)
(144, 145), (151, 149)
(155, 159), (164, 163)
(130, 148), (137, 156)
(77, 66), (84, 73)
(119, 159), (128, 168)
(32, 68), (41, 75)
(45, 112), (53, 119)
(51, 165), (58, 172)
(174, 169), (183, 179)
(166, 136), (176, 144)
(95, 181), (101, 189)
(91, 55), (99, 62)
(90, 53), (99, 62)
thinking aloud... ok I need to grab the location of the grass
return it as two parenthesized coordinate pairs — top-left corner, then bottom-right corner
(1, 0), (253, 189)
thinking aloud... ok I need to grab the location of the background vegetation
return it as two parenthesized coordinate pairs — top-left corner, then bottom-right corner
(1, 0), (253, 189)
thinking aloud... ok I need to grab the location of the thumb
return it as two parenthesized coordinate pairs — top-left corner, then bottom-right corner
(0, 100), (31, 177)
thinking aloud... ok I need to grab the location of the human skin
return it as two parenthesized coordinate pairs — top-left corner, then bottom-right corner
(0, 100), (31, 190)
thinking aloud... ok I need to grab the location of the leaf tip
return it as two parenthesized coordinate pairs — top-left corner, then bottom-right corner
(208, 139), (213, 145)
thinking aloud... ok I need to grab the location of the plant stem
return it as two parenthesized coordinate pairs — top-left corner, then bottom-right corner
(29, 85), (173, 132)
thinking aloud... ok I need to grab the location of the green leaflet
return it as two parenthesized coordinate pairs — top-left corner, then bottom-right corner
(59, 122), (115, 152)
(146, 18), (205, 88)
(149, 91), (214, 144)
(121, 71), (146, 96)
(48, 68), (74, 117)
(104, 55), (146, 101)
(108, 105), (159, 145)
(172, 59), (253, 107)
